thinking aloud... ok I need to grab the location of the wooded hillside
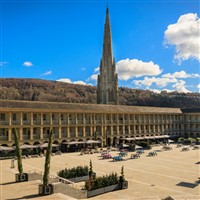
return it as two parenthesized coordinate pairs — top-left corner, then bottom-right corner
(0, 78), (199, 108)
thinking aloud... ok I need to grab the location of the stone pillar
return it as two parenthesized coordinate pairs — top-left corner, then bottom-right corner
(30, 127), (33, 140)
(9, 112), (12, 126)
(20, 112), (23, 126)
(58, 127), (61, 139)
(8, 128), (12, 142)
(67, 127), (70, 138)
(19, 128), (23, 141)
(75, 126), (78, 138)
(83, 126), (86, 138)
(40, 127), (43, 140)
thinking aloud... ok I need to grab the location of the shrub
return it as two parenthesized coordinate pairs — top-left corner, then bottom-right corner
(58, 166), (89, 179)
(84, 172), (119, 191)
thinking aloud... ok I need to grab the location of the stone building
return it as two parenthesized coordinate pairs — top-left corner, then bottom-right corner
(0, 100), (199, 147)
(0, 8), (199, 148)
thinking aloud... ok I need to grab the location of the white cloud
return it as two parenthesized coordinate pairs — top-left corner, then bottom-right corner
(94, 67), (99, 72)
(116, 59), (162, 80)
(87, 74), (98, 81)
(23, 61), (33, 67)
(0, 61), (8, 66)
(162, 71), (200, 78)
(41, 71), (52, 76)
(172, 80), (191, 93)
(164, 13), (200, 63)
(57, 78), (72, 83)
(57, 78), (87, 85)
(81, 67), (86, 71)
(73, 81), (86, 85)
(133, 76), (177, 87)
(197, 84), (200, 92)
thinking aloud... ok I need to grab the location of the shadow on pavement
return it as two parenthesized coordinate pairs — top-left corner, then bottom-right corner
(176, 181), (198, 188)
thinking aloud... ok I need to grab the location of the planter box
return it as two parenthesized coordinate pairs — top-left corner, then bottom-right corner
(87, 184), (120, 198)
(68, 175), (89, 183)
(38, 184), (54, 195)
(15, 173), (28, 182)
(119, 180), (128, 189)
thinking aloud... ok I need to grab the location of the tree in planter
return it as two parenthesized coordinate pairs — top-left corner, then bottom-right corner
(89, 159), (96, 180)
(119, 166), (128, 189)
(39, 129), (54, 195)
(13, 128), (28, 182)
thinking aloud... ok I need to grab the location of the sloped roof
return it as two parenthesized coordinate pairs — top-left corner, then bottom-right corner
(0, 99), (182, 114)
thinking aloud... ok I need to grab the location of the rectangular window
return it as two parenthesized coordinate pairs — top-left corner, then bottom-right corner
(0, 113), (5, 121)
(23, 114), (27, 121)
(52, 114), (55, 120)
(12, 114), (17, 121)
(33, 114), (37, 121)
(43, 114), (46, 121)
(61, 114), (64, 121)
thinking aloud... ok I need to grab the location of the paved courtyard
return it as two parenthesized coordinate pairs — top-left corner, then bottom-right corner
(0, 144), (199, 200)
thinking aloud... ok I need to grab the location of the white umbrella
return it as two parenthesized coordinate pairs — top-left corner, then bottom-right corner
(67, 141), (85, 145)
(135, 145), (143, 149)
(122, 144), (129, 147)
(20, 144), (38, 149)
(39, 143), (59, 148)
(0, 146), (14, 151)
(86, 140), (101, 144)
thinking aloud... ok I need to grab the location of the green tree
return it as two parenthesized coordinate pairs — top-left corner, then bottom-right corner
(43, 129), (53, 186)
(13, 128), (23, 174)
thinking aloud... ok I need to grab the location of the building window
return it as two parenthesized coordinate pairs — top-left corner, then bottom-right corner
(23, 114), (27, 121)
(43, 114), (46, 121)
(12, 114), (17, 121)
(61, 114), (64, 121)
(33, 114), (37, 121)
(52, 114), (55, 120)
(0, 113), (5, 121)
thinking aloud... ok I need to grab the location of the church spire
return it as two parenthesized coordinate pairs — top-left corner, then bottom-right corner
(103, 6), (113, 62)
(97, 7), (119, 105)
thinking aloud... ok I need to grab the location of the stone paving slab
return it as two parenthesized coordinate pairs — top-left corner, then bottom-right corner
(0, 144), (199, 200)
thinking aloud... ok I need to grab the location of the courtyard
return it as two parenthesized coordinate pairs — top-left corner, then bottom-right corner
(0, 144), (199, 200)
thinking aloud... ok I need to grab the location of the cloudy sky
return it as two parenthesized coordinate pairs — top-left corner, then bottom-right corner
(1, 0), (199, 93)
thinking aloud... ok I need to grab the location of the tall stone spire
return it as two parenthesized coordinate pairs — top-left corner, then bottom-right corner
(97, 7), (118, 105)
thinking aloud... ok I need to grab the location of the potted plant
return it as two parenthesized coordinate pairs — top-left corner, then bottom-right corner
(13, 128), (28, 182)
(118, 166), (128, 189)
(39, 129), (54, 195)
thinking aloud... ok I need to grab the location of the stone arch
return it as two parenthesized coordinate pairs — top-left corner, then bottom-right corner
(107, 137), (111, 147)
(53, 140), (60, 145)
(24, 142), (30, 145)
(33, 141), (40, 145)
(112, 137), (118, 147)
(119, 136), (123, 144)
(1, 144), (9, 147)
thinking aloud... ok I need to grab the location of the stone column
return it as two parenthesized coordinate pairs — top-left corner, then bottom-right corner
(9, 112), (12, 126)
(58, 127), (61, 139)
(19, 128), (23, 141)
(40, 127), (43, 140)
(30, 127), (33, 140)
(8, 128), (12, 142)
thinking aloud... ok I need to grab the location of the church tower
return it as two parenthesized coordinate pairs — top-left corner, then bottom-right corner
(97, 7), (119, 104)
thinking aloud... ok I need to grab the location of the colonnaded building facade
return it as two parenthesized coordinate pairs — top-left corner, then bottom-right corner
(0, 8), (200, 147)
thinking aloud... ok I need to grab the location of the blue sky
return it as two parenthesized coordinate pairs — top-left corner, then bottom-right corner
(1, 0), (200, 93)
